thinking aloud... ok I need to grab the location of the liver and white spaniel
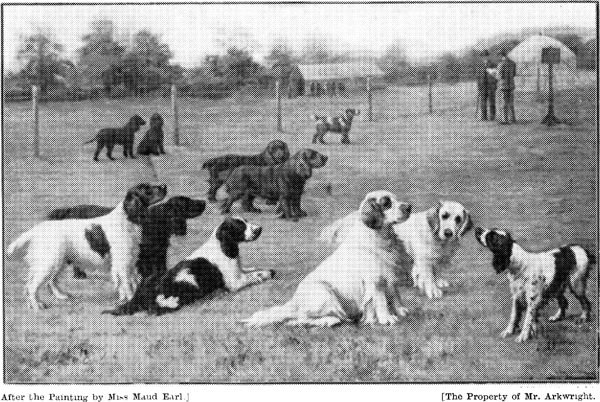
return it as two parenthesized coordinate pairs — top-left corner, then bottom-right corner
(7, 183), (167, 310)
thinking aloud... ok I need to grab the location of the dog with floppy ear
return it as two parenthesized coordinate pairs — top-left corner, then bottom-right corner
(243, 191), (412, 327)
(7, 183), (168, 310)
(321, 200), (472, 299)
(202, 140), (291, 202)
(221, 149), (327, 221)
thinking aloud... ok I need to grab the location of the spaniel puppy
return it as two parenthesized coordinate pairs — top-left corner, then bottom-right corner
(84, 115), (146, 161)
(244, 191), (412, 327)
(475, 227), (595, 342)
(47, 196), (207, 279)
(104, 217), (274, 316)
(221, 149), (328, 221)
(312, 108), (360, 144)
(202, 140), (290, 202)
(137, 113), (166, 156)
(7, 183), (167, 310)
(322, 200), (472, 299)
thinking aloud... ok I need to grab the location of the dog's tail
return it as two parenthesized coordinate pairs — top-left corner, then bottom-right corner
(7, 228), (35, 257)
(82, 135), (97, 145)
(241, 301), (297, 327)
(311, 114), (325, 122)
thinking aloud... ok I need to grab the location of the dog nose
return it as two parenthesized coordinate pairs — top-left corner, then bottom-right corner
(254, 226), (262, 236)
(444, 229), (453, 238)
(475, 227), (483, 237)
(401, 204), (412, 214)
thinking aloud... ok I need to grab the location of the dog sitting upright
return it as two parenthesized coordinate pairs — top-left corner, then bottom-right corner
(137, 113), (166, 156)
(104, 217), (274, 316)
(475, 227), (595, 342)
(312, 108), (360, 144)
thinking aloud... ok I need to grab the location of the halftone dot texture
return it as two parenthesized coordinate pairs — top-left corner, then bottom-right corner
(3, 3), (597, 383)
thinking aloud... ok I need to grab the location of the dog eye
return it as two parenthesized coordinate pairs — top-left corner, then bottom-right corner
(455, 216), (462, 224)
(380, 196), (392, 210)
(441, 212), (450, 220)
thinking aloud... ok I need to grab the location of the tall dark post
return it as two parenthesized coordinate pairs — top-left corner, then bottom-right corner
(276, 79), (283, 132)
(32, 85), (40, 157)
(541, 46), (561, 126)
(367, 76), (373, 122)
(171, 85), (180, 146)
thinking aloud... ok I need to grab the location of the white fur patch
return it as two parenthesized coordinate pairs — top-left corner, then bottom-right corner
(174, 269), (199, 288)
(156, 294), (180, 308)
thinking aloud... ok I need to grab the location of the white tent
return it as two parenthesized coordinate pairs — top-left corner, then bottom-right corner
(508, 35), (578, 94)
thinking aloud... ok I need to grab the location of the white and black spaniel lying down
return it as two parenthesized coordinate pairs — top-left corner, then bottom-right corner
(7, 183), (168, 310)
(475, 227), (595, 342)
(104, 217), (275, 316)
(47, 196), (207, 279)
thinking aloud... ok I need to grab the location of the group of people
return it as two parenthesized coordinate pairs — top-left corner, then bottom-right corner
(477, 50), (517, 125)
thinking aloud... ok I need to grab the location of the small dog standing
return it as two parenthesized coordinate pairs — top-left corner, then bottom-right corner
(312, 108), (360, 144)
(84, 115), (146, 161)
(104, 217), (274, 316)
(137, 113), (166, 156)
(475, 227), (595, 342)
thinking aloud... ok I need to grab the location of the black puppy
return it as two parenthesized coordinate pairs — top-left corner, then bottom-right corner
(221, 149), (328, 221)
(47, 196), (206, 279)
(137, 113), (166, 155)
(202, 139), (290, 202)
(84, 115), (146, 161)
(104, 217), (273, 316)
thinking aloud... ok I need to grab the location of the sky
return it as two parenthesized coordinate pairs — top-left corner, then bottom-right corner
(3, 3), (596, 70)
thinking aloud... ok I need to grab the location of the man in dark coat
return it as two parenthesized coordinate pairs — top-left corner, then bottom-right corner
(497, 50), (517, 124)
(476, 50), (497, 121)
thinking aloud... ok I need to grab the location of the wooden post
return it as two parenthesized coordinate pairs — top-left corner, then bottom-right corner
(367, 76), (373, 122)
(276, 79), (283, 132)
(427, 74), (433, 114)
(171, 85), (179, 146)
(32, 85), (40, 157)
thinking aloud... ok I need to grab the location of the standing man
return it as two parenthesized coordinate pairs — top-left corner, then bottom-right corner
(476, 50), (497, 121)
(497, 50), (517, 124)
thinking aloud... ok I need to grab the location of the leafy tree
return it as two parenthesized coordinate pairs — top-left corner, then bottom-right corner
(16, 30), (72, 94)
(300, 37), (347, 64)
(221, 47), (263, 86)
(379, 41), (409, 82)
(77, 20), (125, 92)
(438, 52), (462, 81)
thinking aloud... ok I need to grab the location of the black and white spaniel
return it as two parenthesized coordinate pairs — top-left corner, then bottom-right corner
(311, 108), (360, 144)
(104, 217), (274, 316)
(7, 183), (167, 310)
(475, 227), (595, 342)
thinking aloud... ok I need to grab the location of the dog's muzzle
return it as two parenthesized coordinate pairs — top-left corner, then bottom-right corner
(474, 227), (487, 246)
(246, 224), (262, 241)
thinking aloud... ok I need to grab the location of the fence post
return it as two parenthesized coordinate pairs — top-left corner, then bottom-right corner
(367, 76), (373, 122)
(171, 85), (179, 146)
(32, 85), (40, 157)
(276, 79), (283, 132)
(427, 74), (433, 114)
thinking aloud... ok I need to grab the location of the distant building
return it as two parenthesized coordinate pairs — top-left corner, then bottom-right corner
(294, 61), (385, 97)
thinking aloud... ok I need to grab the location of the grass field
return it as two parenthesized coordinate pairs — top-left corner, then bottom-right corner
(3, 81), (597, 382)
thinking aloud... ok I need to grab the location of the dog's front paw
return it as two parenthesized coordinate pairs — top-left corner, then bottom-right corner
(422, 281), (443, 299)
(378, 314), (399, 325)
(500, 327), (515, 338)
(435, 278), (450, 289)
(515, 325), (536, 342)
(395, 306), (409, 317)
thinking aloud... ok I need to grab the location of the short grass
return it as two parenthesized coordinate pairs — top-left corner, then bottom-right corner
(3, 81), (597, 382)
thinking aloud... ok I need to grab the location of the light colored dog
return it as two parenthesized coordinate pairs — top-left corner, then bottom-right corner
(243, 191), (412, 327)
(321, 200), (472, 298)
(7, 183), (167, 310)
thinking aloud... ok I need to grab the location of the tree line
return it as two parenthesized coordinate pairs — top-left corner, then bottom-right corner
(5, 20), (596, 101)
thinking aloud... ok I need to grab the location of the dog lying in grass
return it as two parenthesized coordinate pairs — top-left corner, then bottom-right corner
(84, 115), (146, 161)
(202, 140), (290, 202)
(220, 149), (328, 221)
(475, 227), (595, 342)
(104, 216), (273, 316)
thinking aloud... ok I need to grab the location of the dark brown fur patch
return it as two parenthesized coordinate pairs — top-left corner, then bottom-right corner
(85, 224), (110, 258)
